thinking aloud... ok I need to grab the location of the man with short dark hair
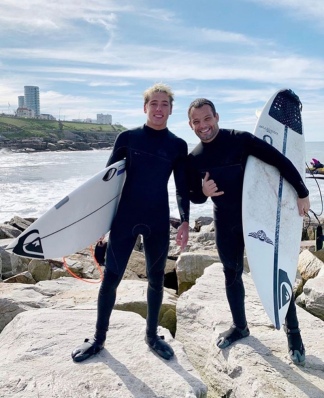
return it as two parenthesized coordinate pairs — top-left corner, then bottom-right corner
(187, 97), (309, 365)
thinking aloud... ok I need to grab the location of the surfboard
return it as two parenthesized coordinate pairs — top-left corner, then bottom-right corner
(5, 159), (126, 259)
(242, 89), (305, 330)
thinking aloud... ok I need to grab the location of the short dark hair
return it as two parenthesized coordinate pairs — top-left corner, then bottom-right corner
(188, 98), (217, 118)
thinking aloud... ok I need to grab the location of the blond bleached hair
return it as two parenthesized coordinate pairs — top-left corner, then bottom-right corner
(143, 83), (174, 106)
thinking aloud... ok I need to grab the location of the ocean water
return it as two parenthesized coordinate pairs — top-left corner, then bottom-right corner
(1, 142), (324, 225)
(0, 146), (211, 225)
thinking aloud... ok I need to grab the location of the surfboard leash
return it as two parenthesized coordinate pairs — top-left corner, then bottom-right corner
(305, 162), (323, 217)
(62, 245), (104, 283)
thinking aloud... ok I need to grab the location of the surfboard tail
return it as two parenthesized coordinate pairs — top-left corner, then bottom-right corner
(5, 160), (126, 260)
(5, 228), (45, 259)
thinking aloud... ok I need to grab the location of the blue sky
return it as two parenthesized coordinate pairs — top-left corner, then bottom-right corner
(1, 0), (323, 143)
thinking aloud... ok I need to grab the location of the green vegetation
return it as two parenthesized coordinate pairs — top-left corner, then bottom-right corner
(0, 115), (125, 140)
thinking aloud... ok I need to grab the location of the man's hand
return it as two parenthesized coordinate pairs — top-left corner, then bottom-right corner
(202, 172), (224, 197)
(176, 221), (189, 251)
(297, 196), (310, 217)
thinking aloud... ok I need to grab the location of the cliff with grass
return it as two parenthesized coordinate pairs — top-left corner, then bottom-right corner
(0, 115), (126, 151)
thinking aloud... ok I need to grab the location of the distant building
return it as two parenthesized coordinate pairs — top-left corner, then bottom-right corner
(24, 86), (40, 116)
(97, 113), (112, 125)
(18, 96), (25, 108)
(39, 113), (56, 120)
(16, 107), (35, 118)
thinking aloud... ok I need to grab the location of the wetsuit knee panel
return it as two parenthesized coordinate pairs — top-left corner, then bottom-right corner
(223, 265), (244, 287)
(147, 268), (165, 291)
(100, 268), (123, 291)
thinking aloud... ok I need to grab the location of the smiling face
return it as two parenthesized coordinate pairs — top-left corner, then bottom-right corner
(144, 91), (173, 130)
(188, 104), (219, 143)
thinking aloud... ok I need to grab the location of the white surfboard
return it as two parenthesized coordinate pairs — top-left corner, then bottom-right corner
(242, 89), (305, 330)
(5, 160), (126, 259)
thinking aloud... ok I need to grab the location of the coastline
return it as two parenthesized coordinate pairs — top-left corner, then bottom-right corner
(0, 136), (117, 153)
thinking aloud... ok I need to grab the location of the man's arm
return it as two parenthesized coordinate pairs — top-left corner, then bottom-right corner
(173, 140), (190, 251)
(187, 154), (209, 204)
(173, 140), (190, 224)
(176, 221), (189, 251)
(247, 133), (310, 215)
(247, 133), (309, 199)
(297, 197), (310, 216)
(202, 172), (224, 198)
(106, 131), (128, 167)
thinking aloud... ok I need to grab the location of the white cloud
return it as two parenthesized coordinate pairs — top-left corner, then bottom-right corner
(1, 1), (323, 141)
(246, 0), (324, 26)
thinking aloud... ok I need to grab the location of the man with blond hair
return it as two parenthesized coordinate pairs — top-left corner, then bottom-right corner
(72, 83), (189, 362)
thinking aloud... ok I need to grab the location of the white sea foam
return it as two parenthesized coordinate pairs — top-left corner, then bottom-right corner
(1, 142), (324, 224)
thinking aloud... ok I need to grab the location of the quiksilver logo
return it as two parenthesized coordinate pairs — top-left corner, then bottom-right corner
(248, 230), (273, 245)
(12, 229), (45, 259)
(278, 269), (292, 309)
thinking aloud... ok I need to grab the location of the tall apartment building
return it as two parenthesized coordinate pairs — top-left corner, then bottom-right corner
(24, 86), (40, 116)
(18, 96), (25, 108)
(97, 113), (112, 125)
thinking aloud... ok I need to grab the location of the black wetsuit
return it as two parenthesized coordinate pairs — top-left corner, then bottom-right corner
(95, 124), (189, 339)
(187, 129), (309, 330)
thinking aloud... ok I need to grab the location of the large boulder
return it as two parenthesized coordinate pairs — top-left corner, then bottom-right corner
(0, 238), (30, 279)
(298, 249), (323, 281)
(7, 216), (35, 231)
(3, 271), (36, 284)
(0, 309), (207, 398)
(0, 237), (175, 283)
(0, 223), (21, 239)
(176, 252), (219, 295)
(298, 267), (324, 321)
(176, 263), (324, 398)
(0, 278), (178, 335)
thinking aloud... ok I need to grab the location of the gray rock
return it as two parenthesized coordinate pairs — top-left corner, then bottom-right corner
(0, 239), (30, 279)
(0, 223), (21, 239)
(298, 249), (324, 281)
(0, 278), (179, 334)
(0, 309), (207, 398)
(3, 271), (36, 284)
(176, 252), (219, 295)
(0, 282), (47, 332)
(299, 267), (324, 320)
(176, 263), (324, 398)
(7, 216), (34, 231)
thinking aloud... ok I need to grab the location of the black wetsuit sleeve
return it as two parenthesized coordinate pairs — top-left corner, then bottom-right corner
(187, 153), (208, 204)
(173, 140), (190, 223)
(106, 131), (128, 167)
(247, 134), (309, 198)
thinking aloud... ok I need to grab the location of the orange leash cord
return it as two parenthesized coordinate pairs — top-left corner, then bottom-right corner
(62, 244), (104, 284)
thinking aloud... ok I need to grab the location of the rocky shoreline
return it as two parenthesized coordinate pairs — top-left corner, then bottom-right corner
(0, 131), (119, 152)
(0, 216), (324, 397)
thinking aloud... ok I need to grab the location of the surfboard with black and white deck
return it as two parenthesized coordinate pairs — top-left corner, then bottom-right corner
(242, 89), (305, 330)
